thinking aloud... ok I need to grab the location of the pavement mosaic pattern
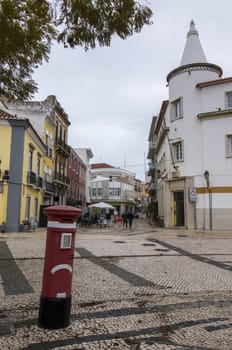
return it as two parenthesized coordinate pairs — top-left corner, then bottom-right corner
(0, 221), (232, 349)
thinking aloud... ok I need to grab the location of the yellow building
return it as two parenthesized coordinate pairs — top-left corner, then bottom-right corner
(2, 95), (71, 207)
(141, 181), (149, 209)
(0, 108), (46, 232)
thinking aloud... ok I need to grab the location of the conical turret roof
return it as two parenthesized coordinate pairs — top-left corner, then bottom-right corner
(167, 20), (223, 83)
(180, 20), (207, 66)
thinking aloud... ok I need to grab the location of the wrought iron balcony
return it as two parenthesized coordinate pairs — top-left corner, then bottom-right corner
(35, 176), (43, 188)
(148, 184), (157, 194)
(44, 180), (55, 193)
(147, 163), (156, 176)
(54, 137), (70, 157)
(54, 171), (70, 186)
(147, 141), (157, 159)
(27, 170), (36, 185)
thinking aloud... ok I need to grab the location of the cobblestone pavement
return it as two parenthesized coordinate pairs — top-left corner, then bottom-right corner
(1, 219), (232, 349)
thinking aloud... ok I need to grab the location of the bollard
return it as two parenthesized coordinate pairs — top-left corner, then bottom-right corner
(38, 205), (82, 329)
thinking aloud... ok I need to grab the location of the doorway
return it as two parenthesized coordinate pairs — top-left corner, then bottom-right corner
(173, 191), (185, 226)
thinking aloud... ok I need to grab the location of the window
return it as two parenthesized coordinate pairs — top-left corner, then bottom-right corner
(171, 98), (183, 120)
(28, 148), (33, 171)
(45, 132), (53, 158)
(60, 162), (64, 175)
(114, 188), (121, 196)
(34, 198), (38, 219)
(226, 92), (232, 108)
(173, 141), (184, 162)
(109, 188), (121, 197)
(55, 122), (58, 140)
(59, 125), (63, 140)
(25, 196), (31, 220)
(45, 133), (49, 147)
(226, 135), (232, 157)
(37, 155), (41, 176)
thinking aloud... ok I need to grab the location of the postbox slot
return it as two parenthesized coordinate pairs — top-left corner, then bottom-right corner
(60, 233), (72, 249)
(60, 217), (73, 223)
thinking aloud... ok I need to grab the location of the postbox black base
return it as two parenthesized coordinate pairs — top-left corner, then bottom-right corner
(38, 295), (71, 329)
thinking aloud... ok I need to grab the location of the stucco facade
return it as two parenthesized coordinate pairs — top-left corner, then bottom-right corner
(1, 95), (71, 208)
(89, 163), (136, 215)
(147, 21), (232, 230)
(67, 147), (87, 209)
(0, 107), (46, 232)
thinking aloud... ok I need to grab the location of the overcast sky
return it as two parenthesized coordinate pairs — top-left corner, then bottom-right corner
(33, 0), (232, 180)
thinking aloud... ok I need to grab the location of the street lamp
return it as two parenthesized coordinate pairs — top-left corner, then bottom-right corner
(204, 170), (212, 230)
(204, 170), (210, 188)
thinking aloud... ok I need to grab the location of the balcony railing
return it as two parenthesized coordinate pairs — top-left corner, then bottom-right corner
(27, 171), (44, 189)
(54, 172), (70, 185)
(46, 148), (53, 158)
(148, 184), (157, 193)
(36, 176), (43, 188)
(44, 180), (55, 193)
(55, 138), (70, 156)
(147, 140), (157, 159)
(147, 164), (156, 176)
(27, 170), (36, 185)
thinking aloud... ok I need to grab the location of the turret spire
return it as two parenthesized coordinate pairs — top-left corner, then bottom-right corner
(180, 20), (207, 66)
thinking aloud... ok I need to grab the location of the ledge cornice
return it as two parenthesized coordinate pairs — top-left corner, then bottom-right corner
(167, 63), (223, 83)
(197, 108), (232, 120)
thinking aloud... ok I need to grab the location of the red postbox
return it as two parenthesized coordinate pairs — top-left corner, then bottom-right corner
(38, 205), (82, 329)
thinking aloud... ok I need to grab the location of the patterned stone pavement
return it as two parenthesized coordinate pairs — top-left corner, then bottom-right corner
(0, 219), (232, 349)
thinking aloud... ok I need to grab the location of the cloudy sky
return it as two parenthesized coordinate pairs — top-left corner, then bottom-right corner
(33, 0), (232, 180)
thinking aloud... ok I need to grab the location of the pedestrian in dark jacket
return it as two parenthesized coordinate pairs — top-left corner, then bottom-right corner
(127, 212), (134, 229)
(122, 212), (128, 229)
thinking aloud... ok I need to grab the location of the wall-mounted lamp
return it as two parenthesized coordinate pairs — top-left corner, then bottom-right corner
(2, 170), (9, 181)
(204, 170), (212, 230)
(204, 170), (210, 188)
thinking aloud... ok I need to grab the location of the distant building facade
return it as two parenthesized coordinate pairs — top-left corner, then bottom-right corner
(74, 148), (93, 208)
(89, 163), (136, 214)
(67, 147), (87, 209)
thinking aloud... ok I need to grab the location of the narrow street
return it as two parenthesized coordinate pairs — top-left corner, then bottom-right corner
(0, 219), (232, 349)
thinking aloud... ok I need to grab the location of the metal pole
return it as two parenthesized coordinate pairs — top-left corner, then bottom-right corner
(193, 202), (197, 229)
(209, 189), (213, 231)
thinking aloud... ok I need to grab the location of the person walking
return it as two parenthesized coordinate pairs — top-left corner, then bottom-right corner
(122, 212), (128, 229)
(127, 211), (134, 229)
(106, 212), (111, 228)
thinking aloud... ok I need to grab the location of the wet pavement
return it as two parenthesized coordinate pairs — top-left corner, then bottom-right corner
(0, 219), (232, 349)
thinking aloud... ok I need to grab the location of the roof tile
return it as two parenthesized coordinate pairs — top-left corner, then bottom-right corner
(0, 109), (17, 120)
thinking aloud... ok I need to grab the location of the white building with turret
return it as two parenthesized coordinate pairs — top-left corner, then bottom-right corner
(147, 21), (232, 230)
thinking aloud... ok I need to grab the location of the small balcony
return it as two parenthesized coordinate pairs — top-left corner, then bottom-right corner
(147, 163), (156, 176)
(44, 180), (55, 193)
(147, 140), (157, 159)
(148, 184), (157, 194)
(35, 176), (43, 188)
(27, 171), (36, 185)
(54, 172), (70, 186)
(54, 138), (70, 157)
